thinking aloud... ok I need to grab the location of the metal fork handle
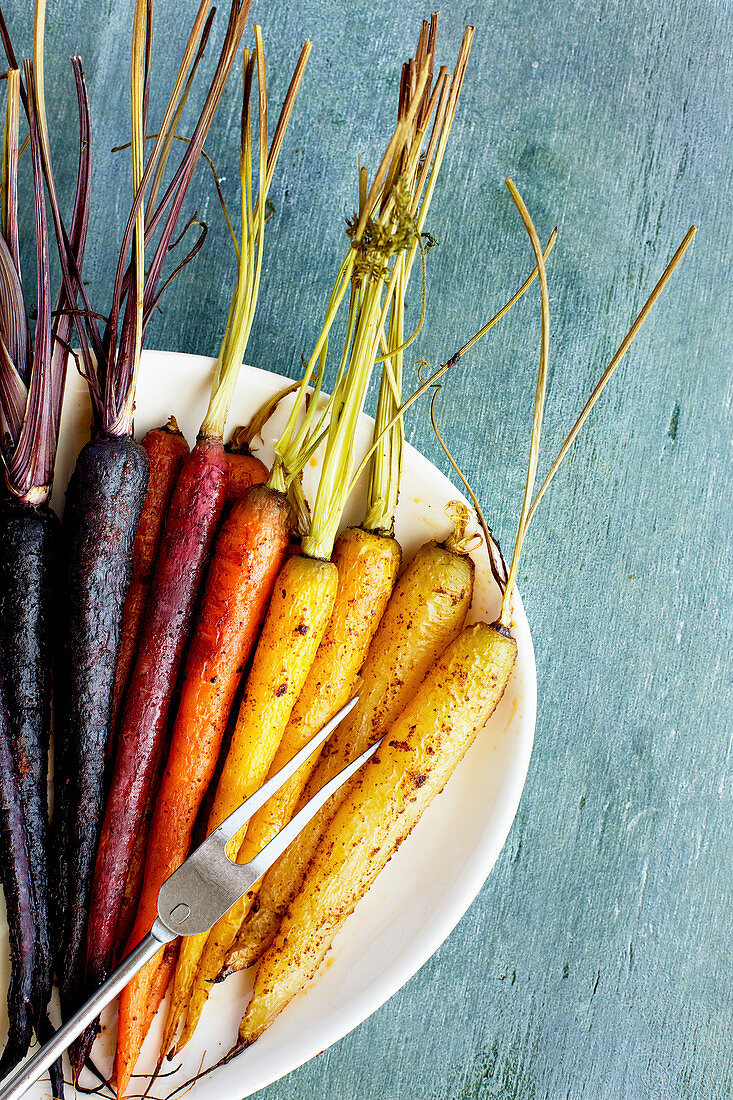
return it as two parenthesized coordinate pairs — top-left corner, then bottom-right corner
(0, 922), (174, 1100)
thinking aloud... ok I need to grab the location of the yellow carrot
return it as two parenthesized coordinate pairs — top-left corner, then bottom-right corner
(238, 623), (517, 1044)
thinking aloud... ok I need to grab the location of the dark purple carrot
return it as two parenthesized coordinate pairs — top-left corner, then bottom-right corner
(0, 500), (59, 1022)
(52, 433), (150, 1013)
(0, 648), (36, 1079)
(0, 33), (90, 1094)
(43, 0), (252, 1065)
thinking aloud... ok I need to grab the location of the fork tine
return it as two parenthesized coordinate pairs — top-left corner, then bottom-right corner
(245, 734), (384, 881)
(211, 696), (360, 846)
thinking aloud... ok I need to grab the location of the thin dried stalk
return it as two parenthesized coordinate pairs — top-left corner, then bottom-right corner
(500, 178), (550, 626)
(525, 225), (697, 527)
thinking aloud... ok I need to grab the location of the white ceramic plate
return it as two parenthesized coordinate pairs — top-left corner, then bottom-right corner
(1, 350), (536, 1099)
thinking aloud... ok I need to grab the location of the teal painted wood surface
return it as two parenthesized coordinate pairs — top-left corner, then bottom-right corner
(3, 0), (731, 1096)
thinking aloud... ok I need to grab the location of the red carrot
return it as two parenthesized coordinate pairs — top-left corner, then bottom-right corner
(109, 419), (189, 740)
(84, 437), (228, 1008)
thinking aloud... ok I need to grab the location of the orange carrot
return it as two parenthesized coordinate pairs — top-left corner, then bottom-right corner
(225, 450), (268, 503)
(114, 484), (292, 1096)
(109, 419), (189, 740)
(143, 943), (179, 1040)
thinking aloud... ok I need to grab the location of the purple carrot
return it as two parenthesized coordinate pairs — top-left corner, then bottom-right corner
(0, 41), (90, 1095)
(0, 647), (37, 1078)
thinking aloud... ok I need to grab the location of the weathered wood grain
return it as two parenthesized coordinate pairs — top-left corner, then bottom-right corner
(2, 0), (730, 1095)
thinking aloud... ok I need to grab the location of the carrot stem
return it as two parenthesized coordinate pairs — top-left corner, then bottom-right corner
(200, 35), (311, 441)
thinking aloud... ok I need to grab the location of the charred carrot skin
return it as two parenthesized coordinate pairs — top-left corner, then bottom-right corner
(0, 648), (38, 1076)
(52, 434), (150, 1021)
(109, 419), (190, 738)
(83, 440), (228, 1014)
(0, 500), (58, 1034)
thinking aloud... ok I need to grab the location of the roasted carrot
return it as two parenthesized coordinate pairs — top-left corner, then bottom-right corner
(0, 644), (38, 1076)
(109, 419), (189, 739)
(84, 438), (228, 982)
(0, 501), (59, 1028)
(239, 623), (517, 1044)
(234, 191), (697, 1049)
(54, 433), (150, 1007)
(51, 0), (250, 1039)
(93, 420), (189, 1007)
(117, 548), (335, 1094)
(110, 483), (292, 974)
(142, 944), (179, 1048)
(111, 32), (311, 1093)
(222, 223), (561, 977)
(225, 449), (268, 503)
(168, 526), (401, 1051)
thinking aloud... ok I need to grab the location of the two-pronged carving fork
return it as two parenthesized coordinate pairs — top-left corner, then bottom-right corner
(0, 697), (377, 1100)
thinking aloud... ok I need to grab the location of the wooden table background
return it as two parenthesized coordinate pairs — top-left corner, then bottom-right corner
(4, 0), (731, 1096)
